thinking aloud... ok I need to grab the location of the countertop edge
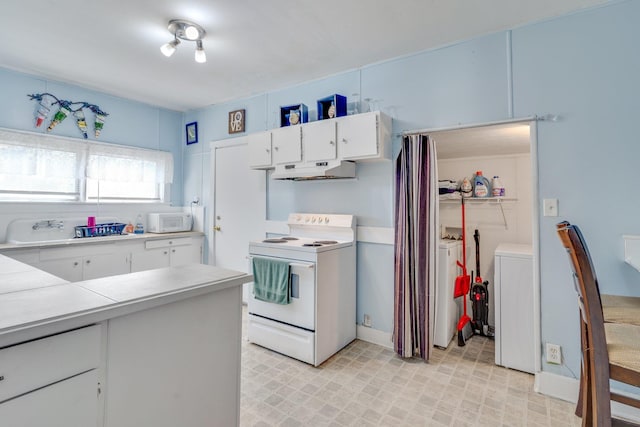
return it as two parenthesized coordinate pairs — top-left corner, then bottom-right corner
(0, 263), (252, 347)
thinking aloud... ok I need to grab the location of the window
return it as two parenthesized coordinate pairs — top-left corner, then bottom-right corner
(0, 128), (173, 203)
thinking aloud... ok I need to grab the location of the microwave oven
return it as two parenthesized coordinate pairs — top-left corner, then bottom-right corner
(147, 213), (192, 233)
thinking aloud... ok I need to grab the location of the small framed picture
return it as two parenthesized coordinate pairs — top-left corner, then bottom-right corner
(228, 109), (245, 134)
(186, 122), (198, 145)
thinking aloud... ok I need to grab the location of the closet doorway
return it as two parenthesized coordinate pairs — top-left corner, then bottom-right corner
(429, 119), (540, 372)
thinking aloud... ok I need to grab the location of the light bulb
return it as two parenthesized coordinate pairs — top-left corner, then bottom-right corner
(195, 40), (206, 63)
(160, 39), (180, 57)
(184, 25), (199, 40)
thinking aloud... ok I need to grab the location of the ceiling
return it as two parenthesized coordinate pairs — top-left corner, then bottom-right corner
(431, 122), (531, 159)
(1, 1), (610, 112)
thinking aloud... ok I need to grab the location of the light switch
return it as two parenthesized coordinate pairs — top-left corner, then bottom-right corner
(543, 198), (559, 217)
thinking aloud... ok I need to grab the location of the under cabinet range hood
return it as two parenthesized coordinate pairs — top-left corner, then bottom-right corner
(271, 160), (356, 181)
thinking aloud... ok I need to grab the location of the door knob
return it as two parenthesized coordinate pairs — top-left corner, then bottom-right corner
(213, 225), (221, 231)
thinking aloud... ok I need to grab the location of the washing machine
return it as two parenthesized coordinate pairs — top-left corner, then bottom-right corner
(433, 239), (462, 348)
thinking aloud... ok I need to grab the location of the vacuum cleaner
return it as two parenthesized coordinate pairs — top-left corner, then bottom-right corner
(471, 229), (494, 337)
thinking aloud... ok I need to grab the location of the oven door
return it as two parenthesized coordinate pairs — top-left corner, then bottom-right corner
(247, 258), (315, 330)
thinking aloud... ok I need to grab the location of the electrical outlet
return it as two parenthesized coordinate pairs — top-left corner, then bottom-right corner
(546, 343), (562, 364)
(363, 314), (372, 327)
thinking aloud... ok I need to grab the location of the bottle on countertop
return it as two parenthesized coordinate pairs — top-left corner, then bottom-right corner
(125, 222), (134, 234)
(134, 214), (144, 234)
(492, 176), (505, 197)
(473, 171), (491, 198)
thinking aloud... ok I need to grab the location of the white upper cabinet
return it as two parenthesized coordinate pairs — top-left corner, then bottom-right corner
(337, 111), (391, 161)
(247, 111), (392, 171)
(271, 125), (302, 164)
(303, 120), (337, 162)
(247, 132), (272, 169)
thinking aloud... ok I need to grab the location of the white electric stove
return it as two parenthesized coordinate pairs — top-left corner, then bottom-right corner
(247, 213), (356, 366)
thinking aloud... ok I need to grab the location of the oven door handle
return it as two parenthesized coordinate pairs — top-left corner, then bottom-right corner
(247, 257), (314, 269)
(289, 263), (315, 269)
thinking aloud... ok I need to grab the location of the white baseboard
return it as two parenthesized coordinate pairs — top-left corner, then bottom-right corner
(534, 371), (640, 423)
(356, 324), (393, 349)
(534, 371), (579, 403)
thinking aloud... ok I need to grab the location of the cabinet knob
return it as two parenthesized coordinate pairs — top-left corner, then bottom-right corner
(163, 251), (168, 255)
(274, 146), (279, 151)
(0, 375), (4, 381)
(213, 225), (221, 232)
(172, 249), (176, 253)
(342, 138), (348, 143)
(329, 140), (335, 145)
(265, 148), (270, 152)
(73, 261), (79, 266)
(85, 260), (91, 264)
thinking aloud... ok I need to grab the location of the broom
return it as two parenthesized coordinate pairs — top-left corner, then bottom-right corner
(456, 196), (473, 346)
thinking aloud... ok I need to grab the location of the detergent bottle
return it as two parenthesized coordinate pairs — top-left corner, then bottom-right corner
(492, 176), (505, 197)
(473, 171), (490, 198)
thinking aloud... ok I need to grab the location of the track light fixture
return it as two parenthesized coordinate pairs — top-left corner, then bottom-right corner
(160, 19), (206, 63)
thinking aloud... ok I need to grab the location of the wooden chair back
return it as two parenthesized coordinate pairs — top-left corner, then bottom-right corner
(556, 221), (612, 425)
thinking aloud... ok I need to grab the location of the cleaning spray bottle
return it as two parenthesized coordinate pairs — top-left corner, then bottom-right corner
(473, 171), (490, 198)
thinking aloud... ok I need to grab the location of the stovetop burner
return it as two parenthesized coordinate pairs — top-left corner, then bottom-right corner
(263, 238), (287, 243)
(314, 240), (338, 245)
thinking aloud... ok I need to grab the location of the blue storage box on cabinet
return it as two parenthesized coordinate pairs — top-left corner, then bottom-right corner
(280, 104), (308, 127)
(317, 94), (346, 120)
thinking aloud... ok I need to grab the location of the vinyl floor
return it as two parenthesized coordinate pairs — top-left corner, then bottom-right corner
(239, 307), (580, 427)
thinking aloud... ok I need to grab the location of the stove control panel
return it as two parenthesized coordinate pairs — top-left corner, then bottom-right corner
(288, 213), (354, 228)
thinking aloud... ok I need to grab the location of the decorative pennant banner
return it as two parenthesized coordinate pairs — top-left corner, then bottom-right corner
(28, 93), (109, 138)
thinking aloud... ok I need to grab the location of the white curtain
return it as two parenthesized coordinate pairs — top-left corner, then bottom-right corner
(87, 142), (173, 184)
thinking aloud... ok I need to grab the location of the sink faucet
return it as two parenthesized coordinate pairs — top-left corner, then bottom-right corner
(32, 220), (64, 231)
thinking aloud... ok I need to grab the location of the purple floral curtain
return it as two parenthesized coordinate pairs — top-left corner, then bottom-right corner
(393, 134), (438, 361)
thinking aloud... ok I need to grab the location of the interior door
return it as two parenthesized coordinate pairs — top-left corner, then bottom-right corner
(212, 140), (266, 303)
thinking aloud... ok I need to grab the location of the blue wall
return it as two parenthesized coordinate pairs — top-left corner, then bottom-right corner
(184, 0), (640, 379)
(0, 68), (184, 204)
(1, 0), (637, 380)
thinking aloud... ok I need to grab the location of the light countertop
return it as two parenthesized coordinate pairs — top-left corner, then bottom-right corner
(0, 231), (204, 251)
(0, 255), (251, 345)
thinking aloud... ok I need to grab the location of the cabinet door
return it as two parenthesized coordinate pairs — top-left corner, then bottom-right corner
(83, 252), (130, 280)
(0, 370), (98, 427)
(302, 120), (337, 161)
(37, 257), (83, 282)
(337, 112), (379, 159)
(130, 248), (170, 272)
(271, 126), (302, 164)
(170, 243), (202, 267)
(247, 131), (272, 169)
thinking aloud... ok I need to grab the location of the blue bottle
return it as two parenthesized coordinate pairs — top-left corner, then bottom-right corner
(473, 171), (491, 198)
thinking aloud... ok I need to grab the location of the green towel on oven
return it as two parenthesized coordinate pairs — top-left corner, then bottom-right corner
(252, 257), (291, 305)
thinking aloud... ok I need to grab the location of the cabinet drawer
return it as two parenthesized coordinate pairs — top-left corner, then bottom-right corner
(145, 237), (192, 250)
(0, 324), (101, 402)
(0, 370), (98, 427)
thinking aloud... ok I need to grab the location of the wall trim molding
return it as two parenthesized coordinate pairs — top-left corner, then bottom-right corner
(356, 325), (393, 349)
(534, 371), (640, 423)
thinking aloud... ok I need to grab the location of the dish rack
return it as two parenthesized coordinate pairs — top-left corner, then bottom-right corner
(75, 222), (126, 238)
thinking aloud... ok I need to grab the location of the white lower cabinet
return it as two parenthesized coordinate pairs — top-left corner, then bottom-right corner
(1, 234), (203, 281)
(0, 324), (103, 427)
(130, 236), (203, 272)
(0, 370), (99, 427)
(38, 251), (130, 282)
(103, 286), (242, 427)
